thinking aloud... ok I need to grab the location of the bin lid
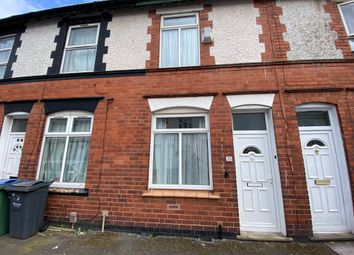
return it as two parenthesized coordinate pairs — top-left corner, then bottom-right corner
(4, 180), (53, 193)
(0, 179), (19, 188)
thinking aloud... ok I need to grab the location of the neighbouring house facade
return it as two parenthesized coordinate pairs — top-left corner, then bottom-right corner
(0, 0), (353, 240)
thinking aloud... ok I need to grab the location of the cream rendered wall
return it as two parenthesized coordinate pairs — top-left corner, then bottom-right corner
(277, 0), (343, 60)
(104, 10), (151, 70)
(12, 19), (59, 77)
(209, 0), (264, 64)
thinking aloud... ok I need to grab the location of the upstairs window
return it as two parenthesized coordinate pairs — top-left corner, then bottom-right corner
(0, 35), (15, 79)
(61, 24), (99, 73)
(339, 1), (354, 51)
(160, 14), (200, 68)
(38, 111), (93, 188)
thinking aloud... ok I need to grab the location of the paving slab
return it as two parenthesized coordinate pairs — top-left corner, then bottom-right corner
(0, 228), (338, 255)
(325, 241), (354, 255)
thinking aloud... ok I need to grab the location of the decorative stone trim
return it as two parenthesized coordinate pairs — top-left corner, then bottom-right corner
(142, 189), (220, 199)
(254, 0), (290, 61)
(226, 93), (275, 108)
(147, 96), (214, 112)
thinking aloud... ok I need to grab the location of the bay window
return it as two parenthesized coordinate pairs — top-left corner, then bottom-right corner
(61, 24), (99, 73)
(0, 35), (15, 79)
(38, 111), (93, 188)
(160, 14), (200, 67)
(150, 113), (211, 190)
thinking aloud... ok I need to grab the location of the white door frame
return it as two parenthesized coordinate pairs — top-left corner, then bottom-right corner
(233, 106), (287, 235)
(296, 103), (354, 233)
(0, 112), (28, 179)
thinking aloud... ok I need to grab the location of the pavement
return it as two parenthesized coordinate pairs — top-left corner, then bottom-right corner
(0, 227), (353, 255)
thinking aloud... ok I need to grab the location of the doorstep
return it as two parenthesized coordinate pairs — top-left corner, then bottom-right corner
(237, 231), (293, 242)
(310, 232), (354, 241)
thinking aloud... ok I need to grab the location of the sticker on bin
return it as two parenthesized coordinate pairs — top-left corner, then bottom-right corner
(12, 194), (22, 208)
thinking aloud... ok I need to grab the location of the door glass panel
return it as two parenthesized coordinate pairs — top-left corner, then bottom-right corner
(11, 119), (28, 132)
(233, 113), (266, 131)
(243, 146), (261, 154)
(296, 111), (330, 127)
(306, 140), (326, 147)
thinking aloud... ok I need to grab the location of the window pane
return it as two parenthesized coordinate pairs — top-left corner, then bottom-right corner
(156, 117), (205, 129)
(153, 134), (178, 185)
(0, 66), (5, 79)
(0, 36), (15, 49)
(62, 48), (96, 73)
(161, 30), (179, 67)
(349, 39), (354, 51)
(48, 118), (67, 132)
(181, 28), (199, 66)
(341, 3), (354, 34)
(163, 16), (197, 26)
(39, 137), (66, 182)
(72, 117), (91, 132)
(0, 50), (10, 63)
(63, 137), (91, 183)
(68, 26), (98, 46)
(182, 133), (209, 185)
(296, 111), (331, 127)
(233, 113), (266, 131)
(11, 119), (28, 132)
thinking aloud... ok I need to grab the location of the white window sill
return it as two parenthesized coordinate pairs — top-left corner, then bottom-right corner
(142, 189), (220, 199)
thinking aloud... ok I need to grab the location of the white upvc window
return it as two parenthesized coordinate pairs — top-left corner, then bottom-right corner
(338, 1), (354, 51)
(149, 113), (212, 190)
(0, 35), (15, 79)
(37, 111), (93, 188)
(160, 13), (200, 68)
(61, 23), (100, 73)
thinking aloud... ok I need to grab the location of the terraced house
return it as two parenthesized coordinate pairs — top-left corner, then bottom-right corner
(0, 0), (353, 241)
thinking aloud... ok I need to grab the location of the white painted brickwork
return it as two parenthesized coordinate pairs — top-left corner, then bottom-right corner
(277, 0), (343, 60)
(104, 10), (151, 70)
(209, 0), (264, 64)
(12, 19), (60, 77)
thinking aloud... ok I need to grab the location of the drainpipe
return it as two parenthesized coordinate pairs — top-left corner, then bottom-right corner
(101, 210), (109, 232)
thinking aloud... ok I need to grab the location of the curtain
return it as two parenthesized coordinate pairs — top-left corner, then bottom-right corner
(63, 48), (96, 73)
(0, 66), (5, 79)
(0, 50), (10, 63)
(181, 28), (199, 66)
(72, 118), (91, 132)
(161, 29), (179, 67)
(39, 137), (66, 181)
(153, 133), (179, 184)
(182, 133), (209, 185)
(48, 118), (67, 132)
(69, 26), (98, 46)
(63, 137), (90, 183)
(342, 4), (354, 34)
(0, 36), (14, 49)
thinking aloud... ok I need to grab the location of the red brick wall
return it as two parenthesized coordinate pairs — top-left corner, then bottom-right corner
(0, 61), (353, 238)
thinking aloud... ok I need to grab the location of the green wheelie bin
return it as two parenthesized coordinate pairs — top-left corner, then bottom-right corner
(0, 179), (18, 236)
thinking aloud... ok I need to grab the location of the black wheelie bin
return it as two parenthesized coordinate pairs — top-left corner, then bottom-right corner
(5, 180), (52, 239)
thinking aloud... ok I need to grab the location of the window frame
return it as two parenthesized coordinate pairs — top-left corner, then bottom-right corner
(338, 1), (354, 51)
(60, 23), (100, 74)
(149, 112), (213, 190)
(159, 13), (200, 68)
(0, 34), (16, 79)
(36, 111), (94, 188)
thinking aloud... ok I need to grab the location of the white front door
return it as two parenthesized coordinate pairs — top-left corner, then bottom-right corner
(297, 107), (353, 233)
(233, 111), (283, 233)
(2, 118), (28, 179)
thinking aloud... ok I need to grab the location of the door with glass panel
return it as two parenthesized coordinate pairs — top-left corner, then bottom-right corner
(233, 111), (282, 233)
(297, 109), (352, 233)
(4, 118), (28, 178)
